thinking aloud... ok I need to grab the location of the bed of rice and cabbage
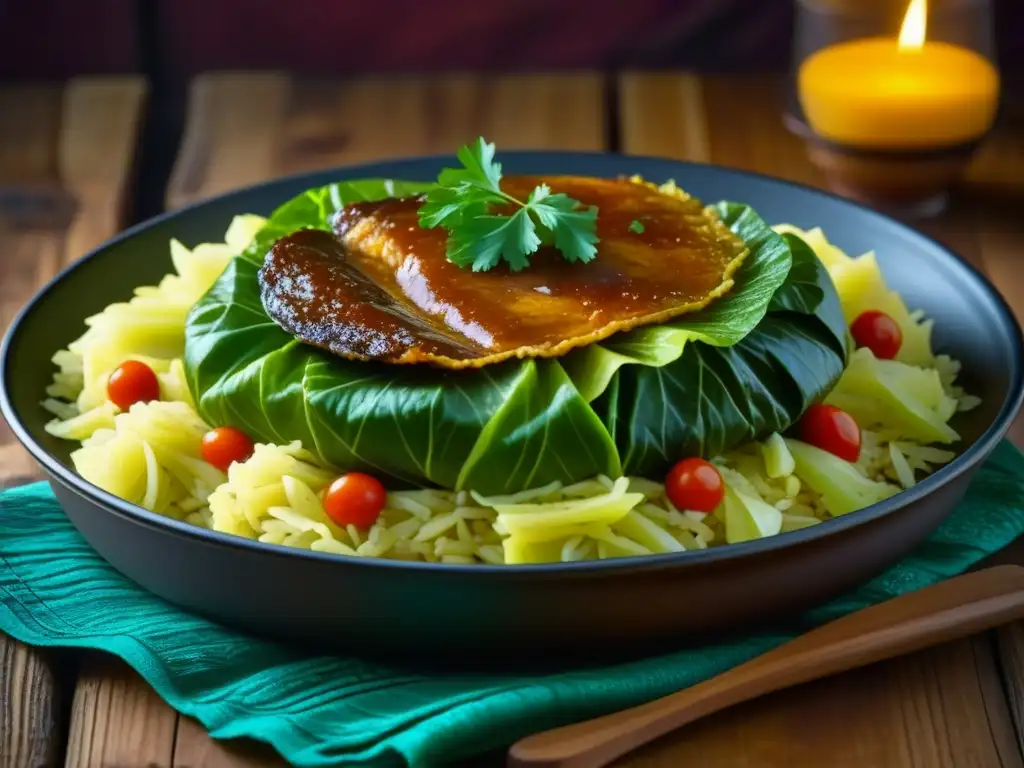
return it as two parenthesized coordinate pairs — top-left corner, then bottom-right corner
(40, 198), (979, 566)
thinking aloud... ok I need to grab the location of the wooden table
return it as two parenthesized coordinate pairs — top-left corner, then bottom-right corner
(2, 71), (1024, 767)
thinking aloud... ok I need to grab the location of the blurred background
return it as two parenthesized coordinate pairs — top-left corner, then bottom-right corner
(4, 0), (1022, 82)
(3, 0), (1020, 224)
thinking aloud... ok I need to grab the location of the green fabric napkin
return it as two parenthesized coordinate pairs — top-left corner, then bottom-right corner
(3, 441), (1024, 767)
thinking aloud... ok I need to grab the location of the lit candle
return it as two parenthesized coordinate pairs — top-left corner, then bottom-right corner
(798, 0), (1000, 150)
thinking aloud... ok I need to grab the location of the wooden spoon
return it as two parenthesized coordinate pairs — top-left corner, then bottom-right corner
(508, 564), (1024, 768)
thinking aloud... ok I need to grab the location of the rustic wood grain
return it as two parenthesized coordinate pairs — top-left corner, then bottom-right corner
(997, 621), (1024, 759)
(0, 78), (145, 489)
(953, 125), (1024, 447)
(618, 73), (711, 166)
(959, 127), (1024, 323)
(64, 655), (177, 768)
(0, 76), (145, 768)
(620, 73), (824, 189)
(173, 717), (283, 767)
(0, 638), (64, 768)
(0, 83), (64, 492)
(617, 635), (1020, 768)
(165, 71), (606, 208)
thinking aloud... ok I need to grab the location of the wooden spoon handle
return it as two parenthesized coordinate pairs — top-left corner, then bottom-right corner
(508, 565), (1024, 768)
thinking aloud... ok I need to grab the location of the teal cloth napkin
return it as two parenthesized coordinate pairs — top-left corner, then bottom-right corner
(3, 441), (1024, 767)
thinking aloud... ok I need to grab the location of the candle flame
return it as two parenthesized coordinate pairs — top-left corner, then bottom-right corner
(898, 0), (927, 50)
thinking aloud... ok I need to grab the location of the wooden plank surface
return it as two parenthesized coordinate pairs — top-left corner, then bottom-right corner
(165, 72), (606, 209)
(8, 70), (1024, 767)
(0, 79), (145, 489)
(620, 73), (825, 189)
(624, 635), (1021, 768)
(173, 716), (281, 767)
(0, 638), (64, 768)
(64, 655), (177, 768)
(0, 77), (145, 768)
(618, 71), (1024, 768)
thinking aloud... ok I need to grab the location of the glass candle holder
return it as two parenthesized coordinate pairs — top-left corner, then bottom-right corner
(786, 0), (999, 217)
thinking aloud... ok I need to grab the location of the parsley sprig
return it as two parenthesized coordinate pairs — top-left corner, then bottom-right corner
(418, 138), (600, 272)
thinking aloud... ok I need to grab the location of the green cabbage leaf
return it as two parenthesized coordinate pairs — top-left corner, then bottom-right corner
(185, 180), (847, 493)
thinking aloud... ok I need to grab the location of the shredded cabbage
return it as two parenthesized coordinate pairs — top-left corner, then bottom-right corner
(785, 438), (900, 516)
(826, 348), (959, 444)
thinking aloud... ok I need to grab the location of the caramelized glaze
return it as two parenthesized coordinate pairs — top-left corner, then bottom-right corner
(259, 176), (748, 368)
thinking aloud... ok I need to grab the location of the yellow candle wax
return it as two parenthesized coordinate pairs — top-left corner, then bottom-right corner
(799, 39), (999, 149)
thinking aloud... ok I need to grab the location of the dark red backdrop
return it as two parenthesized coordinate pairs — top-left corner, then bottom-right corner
(2, 0), (1021, 79)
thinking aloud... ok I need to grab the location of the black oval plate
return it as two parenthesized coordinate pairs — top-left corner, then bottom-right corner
(3, 153), (1022, 659)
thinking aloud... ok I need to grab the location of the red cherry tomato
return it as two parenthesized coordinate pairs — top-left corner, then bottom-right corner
(850, 310), (902, 360)
(800, 404), (861, 462)
(106, 360), (160, 410)
(201, 426), (255, 472)
(324, 472), (387, 528)
(665, 457), (725, 513)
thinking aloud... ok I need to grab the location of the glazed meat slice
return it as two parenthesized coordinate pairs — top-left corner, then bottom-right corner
(259, 176), (748, 368)
(259, 229), (480, 362)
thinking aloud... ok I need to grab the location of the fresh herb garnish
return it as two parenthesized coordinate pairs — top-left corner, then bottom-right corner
(418, 137), (600, 272)
(629, 219), (645, 234)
